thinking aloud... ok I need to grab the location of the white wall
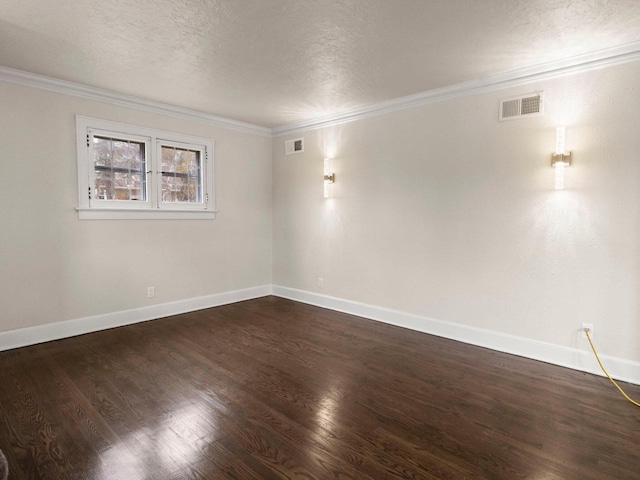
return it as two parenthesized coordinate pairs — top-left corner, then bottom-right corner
(0, 82), (272, 333)
(2, 60), (639, 372)
(273, 62), (640, 364)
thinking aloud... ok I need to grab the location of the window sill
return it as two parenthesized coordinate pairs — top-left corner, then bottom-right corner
(77, 208), (217, 220)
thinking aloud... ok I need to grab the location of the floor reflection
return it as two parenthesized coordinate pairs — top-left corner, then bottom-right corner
(97, 400), (217, 479)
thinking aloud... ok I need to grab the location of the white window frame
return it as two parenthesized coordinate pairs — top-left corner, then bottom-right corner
(76, 116), (215, 220)
(87, 128), (152, 210)
(156, 138), (207, 211)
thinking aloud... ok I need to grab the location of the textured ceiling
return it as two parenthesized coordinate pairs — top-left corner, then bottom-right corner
(1, 0), (640, 127)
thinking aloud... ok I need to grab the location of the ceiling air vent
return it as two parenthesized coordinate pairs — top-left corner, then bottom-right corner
(285, 138), (304, 155)
(499, 92), (543, 121)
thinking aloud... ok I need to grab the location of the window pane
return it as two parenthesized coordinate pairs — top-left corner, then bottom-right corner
(93, 136), (146, 201)
(161, 146), (202, 204)
(95, 170), (113, 200)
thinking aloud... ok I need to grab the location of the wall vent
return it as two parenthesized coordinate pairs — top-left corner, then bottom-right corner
(499, 92), (543, 121)
(285, 138), (304, 155)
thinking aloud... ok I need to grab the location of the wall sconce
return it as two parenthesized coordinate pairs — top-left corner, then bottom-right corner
(324, 157), (335, 198)
(551, 127), (572, 190)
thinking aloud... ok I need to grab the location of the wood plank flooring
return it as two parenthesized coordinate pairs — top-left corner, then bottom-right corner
(1, 296), (639, 479)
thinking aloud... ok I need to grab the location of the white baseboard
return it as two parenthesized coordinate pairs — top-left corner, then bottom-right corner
(3, 284), (639, 386)
(272, 285), (640, 386)
(0, 285), (272, 352)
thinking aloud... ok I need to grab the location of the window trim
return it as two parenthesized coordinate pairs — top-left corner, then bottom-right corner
(76, 116), (216, 220)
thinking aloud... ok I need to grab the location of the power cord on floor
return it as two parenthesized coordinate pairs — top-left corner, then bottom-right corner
(585, 328), (640, 408)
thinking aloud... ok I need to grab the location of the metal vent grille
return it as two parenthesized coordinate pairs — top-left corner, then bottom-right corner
(285, 138), (304, 155)
(521, 95), (541, 115)
(501, 99), (521, 119)
(499, 92), (543, 121)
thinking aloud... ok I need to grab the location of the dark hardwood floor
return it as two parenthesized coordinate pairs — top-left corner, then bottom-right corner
(1, 296), (639, 479)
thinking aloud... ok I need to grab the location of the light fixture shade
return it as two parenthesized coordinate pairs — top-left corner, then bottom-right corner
(551, 127), (571, 190)
(555, 127), (565, 155)
(323, 158), (334, 198)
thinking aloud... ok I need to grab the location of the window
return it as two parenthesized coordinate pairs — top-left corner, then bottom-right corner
(93, 135), (147, 202)
(76, 116), (215, 219)
(159, 142), (203, 206)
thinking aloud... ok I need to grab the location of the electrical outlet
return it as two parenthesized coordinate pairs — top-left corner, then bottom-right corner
(318, 277), (324, 288)
(147, 286), (155, 298)
(581, 323), (594, 339)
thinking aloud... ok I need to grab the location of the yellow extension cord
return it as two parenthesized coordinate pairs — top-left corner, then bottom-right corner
(585, 329), (640, 408)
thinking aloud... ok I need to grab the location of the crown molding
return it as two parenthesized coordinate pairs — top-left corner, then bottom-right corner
(3, 41), (640, 138)
(0, 66), (272, 137)
(272, 41), (640, 136)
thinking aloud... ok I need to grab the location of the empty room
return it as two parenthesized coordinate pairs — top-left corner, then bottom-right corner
(1, 1), (640, 479)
